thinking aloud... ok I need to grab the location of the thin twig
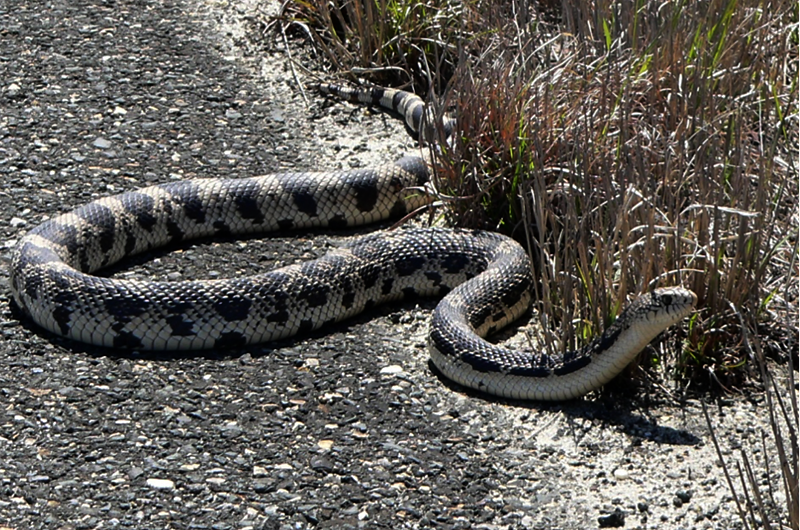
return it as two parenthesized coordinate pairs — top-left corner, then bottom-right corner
(702, 401), (752, 530)
(280, 18), (307, 105)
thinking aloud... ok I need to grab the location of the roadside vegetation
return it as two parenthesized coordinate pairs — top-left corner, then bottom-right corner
(704, 352), (797, 529)
(275, 0), (797, 386)
(267, 1), (797, 526)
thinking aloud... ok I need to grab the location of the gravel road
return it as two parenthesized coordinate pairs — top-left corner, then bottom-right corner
(0, 1), (791, 529)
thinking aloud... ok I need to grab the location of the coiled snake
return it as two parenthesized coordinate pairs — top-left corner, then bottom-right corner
(8, 84), (696, 401)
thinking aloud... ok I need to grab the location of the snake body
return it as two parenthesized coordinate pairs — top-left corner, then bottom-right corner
(8, 84), (696, 400)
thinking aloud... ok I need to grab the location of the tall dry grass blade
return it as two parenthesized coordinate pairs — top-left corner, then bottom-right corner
(703, 401), (753, 530)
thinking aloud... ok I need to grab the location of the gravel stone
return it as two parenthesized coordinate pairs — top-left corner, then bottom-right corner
(0, 0), (792, 529)
(676, 489), (693, 503)
(598, 508), (626, 528)
(145, 478), (175, 490)
(92, 137), (112, 149)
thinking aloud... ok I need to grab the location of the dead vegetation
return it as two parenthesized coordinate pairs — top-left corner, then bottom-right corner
(265, 1), (798, 526)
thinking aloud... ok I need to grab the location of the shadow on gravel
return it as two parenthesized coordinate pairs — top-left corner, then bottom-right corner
(429, 360), (703, 446)
(12, 272), (702, 448)
(10, 290), (701, 448)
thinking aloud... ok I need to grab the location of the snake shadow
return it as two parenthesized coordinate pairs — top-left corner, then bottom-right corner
(12, 298), (702, 447)
(9, 293), (702, 446)
(428, 360), (703, 447)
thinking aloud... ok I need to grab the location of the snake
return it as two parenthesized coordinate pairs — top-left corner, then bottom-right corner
(7, 83), (697, 401)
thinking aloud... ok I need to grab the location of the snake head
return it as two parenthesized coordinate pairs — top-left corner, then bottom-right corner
(641, 287), (698, 327)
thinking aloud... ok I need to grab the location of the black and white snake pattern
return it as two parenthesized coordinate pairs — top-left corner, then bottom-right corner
(8, 83), (697, 401)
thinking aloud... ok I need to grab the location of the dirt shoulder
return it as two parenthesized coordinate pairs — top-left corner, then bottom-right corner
(0, 0), (791, 529)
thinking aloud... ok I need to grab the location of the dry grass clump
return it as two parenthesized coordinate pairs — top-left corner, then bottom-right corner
(275, 0), (797, 388)
(274, 0), (468, 92)
(274, 0), (796, 524)
(433, 0), (798, 392)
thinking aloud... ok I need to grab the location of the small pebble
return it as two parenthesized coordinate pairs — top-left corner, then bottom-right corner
(146, 478), (175, 490)
(310, 455), (334, 473)
(613, 468), (630, 480)
(598, 508), (625, 528)
(93, 137), (112, 149)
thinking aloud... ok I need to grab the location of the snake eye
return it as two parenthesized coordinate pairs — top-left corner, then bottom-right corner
(661, 294), (673, 306)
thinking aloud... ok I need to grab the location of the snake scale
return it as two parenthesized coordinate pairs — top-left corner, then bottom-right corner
(8, 83), (697, 401)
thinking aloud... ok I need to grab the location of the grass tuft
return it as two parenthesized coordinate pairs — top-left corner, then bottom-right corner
(274, 0), (469, 92)
(430, 0), (798, 391)
(275, 0), (796, 523)
(274, 0), (797, 385)
(704, 343), (798, 529)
